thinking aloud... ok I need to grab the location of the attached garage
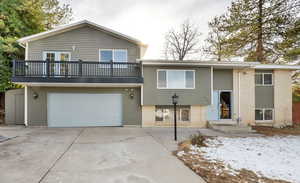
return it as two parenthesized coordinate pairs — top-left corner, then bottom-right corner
(47, 93), (122, 127)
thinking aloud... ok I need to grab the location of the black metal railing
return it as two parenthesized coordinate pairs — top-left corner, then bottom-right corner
(12, 60), (143, 83)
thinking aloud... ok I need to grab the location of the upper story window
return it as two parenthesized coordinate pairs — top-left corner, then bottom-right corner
(157, 70), (195, 89)
(43, 51), (71, 61)
(99, 49), (127, 62)
(255, 73), (273, 86)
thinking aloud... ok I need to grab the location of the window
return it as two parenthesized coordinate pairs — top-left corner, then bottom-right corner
(157, 70), (195, 89)
(255, 108), (273, 121)
(155, 106), (190, 122)
(255, 73), (273, 86)
(99, 49), (127, 62)
(43, 51), (71, 61)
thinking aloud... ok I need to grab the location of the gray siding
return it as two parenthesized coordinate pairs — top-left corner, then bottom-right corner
(213, 69), (233, 90)
(255, 86), (274, 108)
(143, 66), (211, 105)
(5, 89), (24, 125)
(28, 25), (140, 61)
(255, 70), (274, 108)
(27, 87), (141, 126)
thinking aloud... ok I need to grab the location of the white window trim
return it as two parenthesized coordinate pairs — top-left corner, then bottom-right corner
(155, 106), (191, 122)
(255, 108), (274, 122)
(255, 73), (273, 86)
(157, 69), (195, 89)
(99, 49), (128, 62)
(42, 51), (71, 61)
(179, 107), (191, 122)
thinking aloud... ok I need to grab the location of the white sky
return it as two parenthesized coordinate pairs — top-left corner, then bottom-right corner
(60, 0), (232, 59)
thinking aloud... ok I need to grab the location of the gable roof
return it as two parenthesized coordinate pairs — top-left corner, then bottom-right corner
(17, 20), (147, 48)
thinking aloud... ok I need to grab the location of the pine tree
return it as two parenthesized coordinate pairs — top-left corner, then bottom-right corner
(204, 16), (229, 61)
(207, 0), (300, 63)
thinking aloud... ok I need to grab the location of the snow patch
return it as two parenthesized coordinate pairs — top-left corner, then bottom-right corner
(193, 136), (300, 183)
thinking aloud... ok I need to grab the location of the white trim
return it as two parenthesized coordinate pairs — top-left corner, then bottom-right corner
(211, 66), (213, 105)
(25, 42), (29, 60)
(155, 106), (191, 122)
(255, 108), (274, 122)
(238, 71), (241, 122)
(157, 69), (195, 89)
(99, 49), (128, 62)
(24, 85), (28, 126)
(141, 85), (144, 105)
(140, 60), (300, 70)
(15, 82), (143, 87)
(255, 64), (300, 70)
(142, 61), (257, 68)
(255, 72), (273, 86)
(18, 20), (147, 47)
(42, 51), (71, 61)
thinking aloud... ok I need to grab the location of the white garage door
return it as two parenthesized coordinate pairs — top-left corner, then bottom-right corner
(47, 93), (122, 127)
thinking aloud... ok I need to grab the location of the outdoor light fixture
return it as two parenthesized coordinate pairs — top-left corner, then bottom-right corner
(172, 93), (179, 141)
(33, 92), (39, 99)
(125, 88), (134, 99)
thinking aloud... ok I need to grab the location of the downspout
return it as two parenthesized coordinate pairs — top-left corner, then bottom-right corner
(24, 85), (28, 127)
(238, 71), (241, 125)
(211, 66), (213, 105)
(24, 42), (29, 126)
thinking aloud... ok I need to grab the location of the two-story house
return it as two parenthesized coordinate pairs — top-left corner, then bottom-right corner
(6, 20), (300, 128)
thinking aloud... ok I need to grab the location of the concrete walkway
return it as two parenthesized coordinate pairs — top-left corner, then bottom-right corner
(0, 126), (206, 183)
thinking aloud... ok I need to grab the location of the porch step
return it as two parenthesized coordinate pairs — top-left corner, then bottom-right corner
(208, 121), (256, 133)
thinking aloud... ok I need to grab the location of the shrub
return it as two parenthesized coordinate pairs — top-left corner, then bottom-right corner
(190, 132), (208, 147)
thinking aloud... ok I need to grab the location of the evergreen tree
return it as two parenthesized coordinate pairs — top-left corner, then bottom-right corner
(204, 16), (229, 61)
(207, 0), (300, 63)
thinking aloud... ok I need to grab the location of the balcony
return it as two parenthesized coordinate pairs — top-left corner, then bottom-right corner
(11, 60), (143, 83)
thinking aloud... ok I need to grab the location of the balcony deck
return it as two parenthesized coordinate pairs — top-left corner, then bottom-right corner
(12, 60), (143, 83)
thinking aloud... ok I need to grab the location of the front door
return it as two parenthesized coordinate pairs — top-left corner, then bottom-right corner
(219, 91), (232, 119)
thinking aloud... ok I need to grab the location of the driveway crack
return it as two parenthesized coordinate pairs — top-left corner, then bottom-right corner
(38, 128), (85, 183)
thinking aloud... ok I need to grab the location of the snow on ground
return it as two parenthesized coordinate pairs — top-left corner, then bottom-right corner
(188, 136), (300, 183)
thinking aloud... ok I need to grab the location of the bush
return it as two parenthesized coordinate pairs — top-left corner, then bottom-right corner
(190, 132), (207, 147)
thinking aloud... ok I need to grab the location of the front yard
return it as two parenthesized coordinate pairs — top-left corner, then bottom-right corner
(176, 130), (300, 183)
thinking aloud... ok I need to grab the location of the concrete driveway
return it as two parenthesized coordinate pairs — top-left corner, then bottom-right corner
(0, 126), (206, 183)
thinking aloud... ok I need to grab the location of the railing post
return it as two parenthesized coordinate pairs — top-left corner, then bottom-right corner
(12, 60), (16, 77)
(46, 60), (50, 77)
(110, 60), (113, 77)
(79, 59), (82, 77)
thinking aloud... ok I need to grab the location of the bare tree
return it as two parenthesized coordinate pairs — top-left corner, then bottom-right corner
(164, 20), (201, 60)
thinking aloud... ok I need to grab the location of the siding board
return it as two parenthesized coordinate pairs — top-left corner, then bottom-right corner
(28, 26), (139, 61)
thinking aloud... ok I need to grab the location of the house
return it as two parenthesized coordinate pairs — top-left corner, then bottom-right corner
(5, 20), (300, 128)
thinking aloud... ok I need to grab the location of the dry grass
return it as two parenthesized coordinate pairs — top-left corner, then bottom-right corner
(175, 136), (291, 183)
(253, 125), (300, 136)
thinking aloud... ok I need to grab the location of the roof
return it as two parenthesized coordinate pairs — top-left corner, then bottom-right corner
(17, 20), (147, 48)
(139, 59), (300, 70)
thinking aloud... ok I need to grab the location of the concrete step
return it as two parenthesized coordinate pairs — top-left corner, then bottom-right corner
(208, 121), (256, 133)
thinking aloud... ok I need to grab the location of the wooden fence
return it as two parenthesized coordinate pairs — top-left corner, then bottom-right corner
(293, 102), (300, 124)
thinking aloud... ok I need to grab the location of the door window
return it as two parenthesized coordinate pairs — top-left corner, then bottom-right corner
(43, 51), (71, 76)
(219, 91), (232, 119)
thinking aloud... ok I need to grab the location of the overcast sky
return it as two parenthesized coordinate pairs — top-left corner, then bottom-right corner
(60, 0), (232, 59)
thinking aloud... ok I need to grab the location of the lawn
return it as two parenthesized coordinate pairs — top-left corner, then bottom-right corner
(176, 134), (300, 183)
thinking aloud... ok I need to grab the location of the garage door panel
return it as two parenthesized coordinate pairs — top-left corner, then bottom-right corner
(48, 93), (122, 127)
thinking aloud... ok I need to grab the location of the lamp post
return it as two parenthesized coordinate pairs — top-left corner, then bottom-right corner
(172, 93), (179, 141)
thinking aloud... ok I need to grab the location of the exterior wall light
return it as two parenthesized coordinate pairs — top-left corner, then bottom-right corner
(33, 92), (39, 99)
